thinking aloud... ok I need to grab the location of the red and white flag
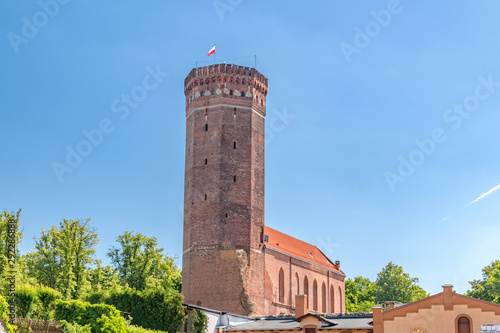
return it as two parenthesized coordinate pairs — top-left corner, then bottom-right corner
(207, 45), (216, 56)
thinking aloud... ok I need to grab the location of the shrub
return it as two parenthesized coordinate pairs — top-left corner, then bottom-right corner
(37, 285), (62, 320)
(128, 325), (166, 333)
(61, 321), (92, 333)
(15, 284), (38, 318)
(55, 299), (129, 333)
(0, 295), (16, 333)
(105, 288), (185, 333)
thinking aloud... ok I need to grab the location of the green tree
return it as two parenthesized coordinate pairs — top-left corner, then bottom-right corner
(25, 218), (99, 299)
(374, 262), (428, 304)
(466, 260), (500, 303)
(107, 232), (181, 292)
(191, 310), (208, 333)
(345, 276), (376, 312)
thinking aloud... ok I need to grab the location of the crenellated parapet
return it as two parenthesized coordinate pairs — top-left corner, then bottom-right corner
(184, 64), (268, 115)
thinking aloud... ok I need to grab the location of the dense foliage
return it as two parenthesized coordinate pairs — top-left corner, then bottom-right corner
(107, 231), (181, 292)
(24, 218), (99, 299)
(191, 310), (208, 333)
(467, 260), (500, 303)
(54, 299), (129, 333)
(98, 287), (185, 333)
(345, 276), (376, 312)
(0, 294), (16, 333)
(345, 262), (429, 311)
(0, 209), (184, 332)
(373, 262), (429, 303)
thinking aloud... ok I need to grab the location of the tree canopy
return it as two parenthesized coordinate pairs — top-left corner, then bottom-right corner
(107, 231), (181, 292)
(345, 276), (376, 312)
(467, 260), (500, 303)
(373, 262), (428, 304)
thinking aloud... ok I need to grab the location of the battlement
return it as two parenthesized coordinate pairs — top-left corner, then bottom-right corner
(184, 64), (268, 96)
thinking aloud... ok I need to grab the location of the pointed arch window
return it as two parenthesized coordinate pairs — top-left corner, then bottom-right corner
(304, 276), (309, 308)
(330, 285), (335, 313)
(313, 280), (318, 311)
(278, 268), (285, 303)
(322, 282), (326, 313)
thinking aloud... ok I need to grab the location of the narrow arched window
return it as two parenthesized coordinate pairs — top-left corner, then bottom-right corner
(338, 287), (343, 313)
(457, 316), (471, 333)
(278, 268), (285, 303)
(295, 273), (300, 296)
(313, 280), (318, 311)
(304, 276), (309, 308)
(322, 282), (326, 313)
(330, 285), (335, 313)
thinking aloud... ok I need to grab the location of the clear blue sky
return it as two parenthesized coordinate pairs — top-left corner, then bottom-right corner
(2, 0), (500, 295)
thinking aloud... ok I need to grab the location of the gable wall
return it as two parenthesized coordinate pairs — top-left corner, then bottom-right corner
(383, 303), (500, 333)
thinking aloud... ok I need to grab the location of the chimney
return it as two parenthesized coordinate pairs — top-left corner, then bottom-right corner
(335, 260), (340, 270)
(295, 294), (307, 318)
(443, 284), (453, 310)
(372, 307), (383, 333)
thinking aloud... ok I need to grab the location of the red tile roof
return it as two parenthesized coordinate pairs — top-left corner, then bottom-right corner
(264, 226), (342, 273)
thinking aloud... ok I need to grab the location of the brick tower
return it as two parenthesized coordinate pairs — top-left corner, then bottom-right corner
(182, 64), (268, 316)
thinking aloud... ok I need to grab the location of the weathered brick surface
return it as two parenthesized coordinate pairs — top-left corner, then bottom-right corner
(182, 64), (345, 317)
(183, 65), (267, 316)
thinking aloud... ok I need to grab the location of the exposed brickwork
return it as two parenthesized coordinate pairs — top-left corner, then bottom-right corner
(263, 248), (345, 316)
(182, 64), (345, 317)
(183, 64), (267, 316)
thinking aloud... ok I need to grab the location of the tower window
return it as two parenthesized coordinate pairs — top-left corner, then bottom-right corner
(233, 175), (236, 182)
(229, 90), (233, 95)
(211, 90), (215, 95)
(205, 124), (208, 131)
(205, 194), (207, 201)
(204, 159), (207, 165)
(233, 142), (236, 149)
(200, 92), (204, 96)
(241, 92), (245, 97)
(225, 213), (228, 218)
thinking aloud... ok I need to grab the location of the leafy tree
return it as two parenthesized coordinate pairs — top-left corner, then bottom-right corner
(107, 232), (181, 292)
(345, 276), (376, 312)
(191, 310), (208, 333)
(88, 262), (122, 293)
(466, 260), (500, 303)
(25, 218), (99, 299)
(374, 262), (429, 304)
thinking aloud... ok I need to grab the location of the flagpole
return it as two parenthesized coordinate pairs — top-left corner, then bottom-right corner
(214, 44), (216, 65)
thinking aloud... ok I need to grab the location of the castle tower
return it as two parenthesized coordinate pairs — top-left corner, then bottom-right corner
(182, 64), (268, 315)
